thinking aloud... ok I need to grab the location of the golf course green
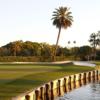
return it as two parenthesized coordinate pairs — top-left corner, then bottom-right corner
(0, 63), (94, 100)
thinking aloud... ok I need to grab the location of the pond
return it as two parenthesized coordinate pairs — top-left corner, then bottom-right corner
(56, 80), (100, 100)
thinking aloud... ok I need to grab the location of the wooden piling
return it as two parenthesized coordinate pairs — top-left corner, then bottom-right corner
(50, 81), (54, 100)
(25, 95), (30, 100)
(93, 70), (95, 77)
(40, 87), (44, 100)
(68, 76), (71, 91)
(93, 71), (95, 82)
(63, 78), (67, 92)
(83, 73), (86, 84)
(88, 72), (91, 82)
(73, 75), (76, 88)
(45, 84), (50, 100)
(35, 90), (40, 100)
(57, 80), (61, 96)
(79, 74), (82, 86)
(96, 70), (99, 80)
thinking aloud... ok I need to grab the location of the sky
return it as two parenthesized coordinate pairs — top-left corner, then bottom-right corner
(0, 0), (100, 47)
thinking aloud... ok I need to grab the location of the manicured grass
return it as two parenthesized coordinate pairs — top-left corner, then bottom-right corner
(93, 61), (100, 65)
(94, 61), (100, 71)
(0, 63), (94, 100)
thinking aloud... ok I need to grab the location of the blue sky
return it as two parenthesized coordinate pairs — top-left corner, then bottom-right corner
(0, 0), (100, 47)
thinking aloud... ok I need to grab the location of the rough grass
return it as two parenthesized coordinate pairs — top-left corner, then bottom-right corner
(93, 61), (100, 65)
(0, 63), (94, 100)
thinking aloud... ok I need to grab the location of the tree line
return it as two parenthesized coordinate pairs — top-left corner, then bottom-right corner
(0, 40), (70, 57)
(0, 40), (100, 61)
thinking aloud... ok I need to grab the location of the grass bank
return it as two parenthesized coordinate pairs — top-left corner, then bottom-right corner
(0, 63), (94, 100)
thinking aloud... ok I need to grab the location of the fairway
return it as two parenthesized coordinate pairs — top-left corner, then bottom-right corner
(0, 63), (94, 100)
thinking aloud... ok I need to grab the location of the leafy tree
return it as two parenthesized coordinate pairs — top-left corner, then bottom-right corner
(21, 41), (40, 56)
(52, 7), (73, 61)
(96, 49), (100, 60)
(59, 47), (70, 56)
(78, 46), (92, 60)
(70, 47), (79, 60)
(40, 43), (52, 57)
(0, 47), (10, 56)
(4, 40), (23, 56)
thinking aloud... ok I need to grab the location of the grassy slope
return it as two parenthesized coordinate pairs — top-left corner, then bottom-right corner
(0, 64), (94, 100)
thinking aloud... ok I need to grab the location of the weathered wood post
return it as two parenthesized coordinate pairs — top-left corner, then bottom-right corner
(45, 84), (50, 100)
(93, 70), (95, 76)
(68, 76), (71, 91)
(79, 73), (82, 86)
(25, 95), (30, 100)
(35, 90), (40, 100)
(73, 75), (76, 88)
(57, 80), (61, 96)
(50, 81), (54, 100)
(93, 71), (95, 82)
(83, 72), (86, 84)
(96, 70), (99, 80)
(63, 78), (67, 93)
(40, 87), (44, 100)
(88, 72), (91, 82)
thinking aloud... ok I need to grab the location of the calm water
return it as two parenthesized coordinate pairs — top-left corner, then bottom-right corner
(56, 81), (100, 100)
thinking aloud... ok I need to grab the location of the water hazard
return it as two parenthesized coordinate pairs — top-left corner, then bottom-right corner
(56, 80), (100, 100)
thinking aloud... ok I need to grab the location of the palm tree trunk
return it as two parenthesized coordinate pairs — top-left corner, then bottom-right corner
(53, 27), (61, 61)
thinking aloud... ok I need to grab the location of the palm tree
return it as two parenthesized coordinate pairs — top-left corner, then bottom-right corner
(89, 33), (97, 48)
(51, 7), (73, 61)
(67, 41), (71, 49)
(97, 31), (100, 47)
(73, 41), (76, 44)
(89, 33), (97, 60)
(68, 41), (70, 44)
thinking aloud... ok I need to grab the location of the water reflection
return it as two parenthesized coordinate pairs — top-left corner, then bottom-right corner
(56, 80), (100, 100)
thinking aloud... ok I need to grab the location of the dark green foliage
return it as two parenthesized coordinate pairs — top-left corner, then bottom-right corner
(0, 40), (100, 61)
(78, 46), (92, 60)
(0, 41), (72, 61)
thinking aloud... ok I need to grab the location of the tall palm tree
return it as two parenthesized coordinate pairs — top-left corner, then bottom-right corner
(52, 7), (73, 61)
(97, 31), (100, 47)
(89, 33), (97, 48)
(89, 33), (97, 60)
(68, 41), (70, 44)
(73, 41), (76, 44)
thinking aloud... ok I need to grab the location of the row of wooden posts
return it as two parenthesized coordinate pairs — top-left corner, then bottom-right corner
(12, 70), (99, 100)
